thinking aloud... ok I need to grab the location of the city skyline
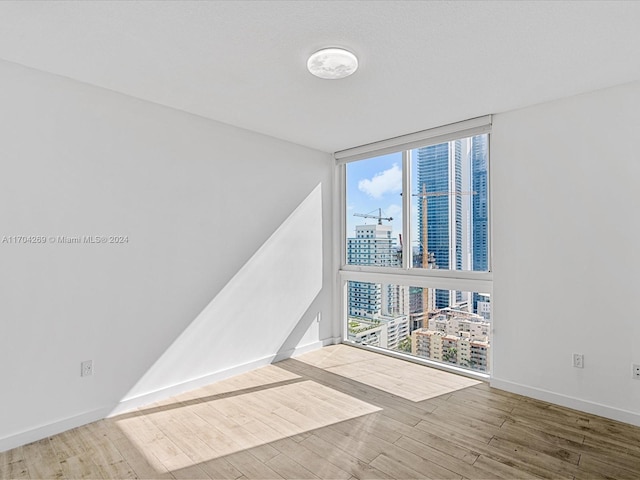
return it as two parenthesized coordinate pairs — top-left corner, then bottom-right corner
(346, 135), (491, 372)
(346, 135), (489, 274)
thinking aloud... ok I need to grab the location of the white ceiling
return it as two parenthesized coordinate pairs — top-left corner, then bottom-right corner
(1, 1), (639, 153)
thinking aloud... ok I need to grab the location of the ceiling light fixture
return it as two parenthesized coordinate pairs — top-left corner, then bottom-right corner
(307, 47), (358, 80)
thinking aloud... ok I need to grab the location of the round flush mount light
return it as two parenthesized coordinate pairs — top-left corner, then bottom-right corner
(307, 47), (358, 80)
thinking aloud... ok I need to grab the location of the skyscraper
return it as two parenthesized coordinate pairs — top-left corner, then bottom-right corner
(471, 135), (489, 272)
(416, 140), (464, 308)
(347, 222), (410, 350)
(347, 223), (400, 318)
(416, 134), (489, 312)
(471, 135), (489, 311)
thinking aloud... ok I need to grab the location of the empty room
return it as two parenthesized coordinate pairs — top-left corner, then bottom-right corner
(1, 1), (639, 479)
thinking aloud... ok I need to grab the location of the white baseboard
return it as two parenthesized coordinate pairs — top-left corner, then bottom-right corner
(0, 340), (328, 453)
(491, 377), (640, 427)
(322, 336), (342, 346)
(272, 340), (324, 363)
(112, 340), (325, 416)
(0, 406), (111, 453)
(110, 355), (277, 417)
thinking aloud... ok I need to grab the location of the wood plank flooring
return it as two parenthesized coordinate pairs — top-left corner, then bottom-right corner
(2, 344), (640, 479)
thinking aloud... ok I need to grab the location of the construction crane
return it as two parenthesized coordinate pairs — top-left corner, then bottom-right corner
(413, 185), (476, 316)
(353, 208), (393, 225)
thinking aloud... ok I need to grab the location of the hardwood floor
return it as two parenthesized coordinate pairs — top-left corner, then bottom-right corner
(2, 345), (640, 479)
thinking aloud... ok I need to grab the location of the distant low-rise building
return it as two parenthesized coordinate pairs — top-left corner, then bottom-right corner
(411, 307), (490, 372)
(348, 314), (409, 351)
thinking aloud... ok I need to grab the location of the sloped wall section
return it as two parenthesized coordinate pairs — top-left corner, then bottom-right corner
(0, 59), (335, 451)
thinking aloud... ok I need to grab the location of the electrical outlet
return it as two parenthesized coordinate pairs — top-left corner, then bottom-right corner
(81, 360), (93, 377)
(572, 353), (584, 368)
(633, 364), (640, 380)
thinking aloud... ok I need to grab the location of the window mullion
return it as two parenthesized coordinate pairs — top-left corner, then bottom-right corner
(402, 149), (411, 270)
(337, 163), (346, 267)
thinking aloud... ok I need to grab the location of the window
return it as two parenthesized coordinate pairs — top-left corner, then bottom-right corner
(338, 117), (492, 375)
(346, 152), (402, 267)
(347, 285), (491, 373)
(411, 134), (489, 273)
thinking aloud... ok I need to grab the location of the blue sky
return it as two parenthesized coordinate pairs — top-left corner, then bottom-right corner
(346, 152), (403, 243)
(346, 151), (427, 248)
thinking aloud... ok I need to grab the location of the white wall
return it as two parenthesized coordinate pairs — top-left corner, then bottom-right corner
(491, 80), (640, 425)
(0, 59), (335, 451)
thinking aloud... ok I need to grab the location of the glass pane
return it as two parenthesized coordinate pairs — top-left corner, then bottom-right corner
(347, 283), (491, 373)
(346, 153), (403, 267)
(410, 134), (489, 274)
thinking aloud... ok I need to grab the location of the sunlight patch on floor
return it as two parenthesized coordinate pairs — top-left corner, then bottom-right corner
(296, 345), (482, 402)
(115, 370), (380, 473)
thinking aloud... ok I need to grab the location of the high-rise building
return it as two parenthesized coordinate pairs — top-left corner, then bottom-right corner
(347, 223), (401, 318)
(408, 286), (424, 332)
(347, 224), (397, 268)
(471, 135), (489, 272)
(476, 293), (491, 320)
(416, 140), (464, 308)
(471, 135), (490, 312)
(416, 134), (489, 313)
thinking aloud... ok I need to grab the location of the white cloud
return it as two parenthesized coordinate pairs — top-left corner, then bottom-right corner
(358, 164), (402, 199)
